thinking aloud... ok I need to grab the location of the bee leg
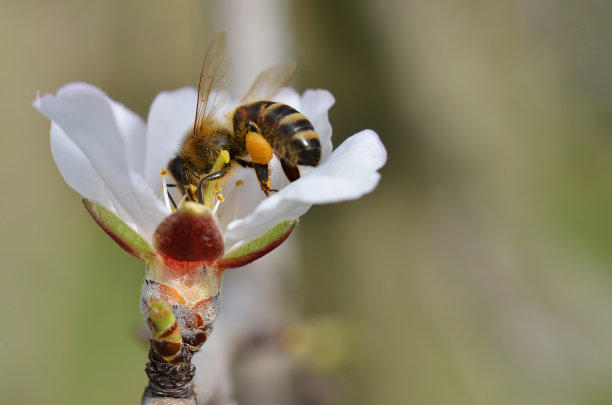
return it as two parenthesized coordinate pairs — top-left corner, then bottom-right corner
(196, 163), (231, 203)
(246, 120), (261, 133)
(180, 164), (203, 202)
(280, 158), (301, 182)
(164, 182), (179, 209)
(235, 159), (278, 196)
(167, 190), (178, 210)
(254, 163), (278, 197)
(235, 159), (255, 168)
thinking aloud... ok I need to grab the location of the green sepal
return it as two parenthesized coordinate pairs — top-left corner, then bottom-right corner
(83, 199), (154, 261)
(223, 220), (296, 259)
(216, 220), (296, 270)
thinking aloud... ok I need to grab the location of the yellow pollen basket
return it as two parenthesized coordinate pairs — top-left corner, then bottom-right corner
(246, 132), (273, 165)
(203, 150), (230, 208)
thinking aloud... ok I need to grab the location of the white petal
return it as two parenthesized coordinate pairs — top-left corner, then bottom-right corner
(276, 129), (386, 203)
(34, 82), (168, 241)
(224, 129), (386, 246)
(144, 87), (197, 189)
(216, 167), (267, 231)
(109, 99), (147, 176)
(224, 200), (310, 249)
(50, 122), (111, 207)
(272, 87), (302, 110)
(301, 89), (335, 161)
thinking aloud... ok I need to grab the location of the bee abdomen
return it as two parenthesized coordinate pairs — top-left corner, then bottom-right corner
(291, 133), (321, 166)
(279, 117), (314, 134)
(234, 101), (321, 167)
(261, 103), (320, 166)
(262, 103), (296, 127)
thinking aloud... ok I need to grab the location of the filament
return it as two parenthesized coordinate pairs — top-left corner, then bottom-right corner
(176, 193), (188, 208)
(160, 169), (173, 212)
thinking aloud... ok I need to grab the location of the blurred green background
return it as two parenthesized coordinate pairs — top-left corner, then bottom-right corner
(3, 0), (612, 404)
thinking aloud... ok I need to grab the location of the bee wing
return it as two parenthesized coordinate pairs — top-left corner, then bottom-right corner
(241, 61), (297, 103)
(194, 31), (231, 134)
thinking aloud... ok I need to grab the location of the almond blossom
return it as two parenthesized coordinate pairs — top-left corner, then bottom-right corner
(34, 82), (385, 264)
(33, 81), (386, 399)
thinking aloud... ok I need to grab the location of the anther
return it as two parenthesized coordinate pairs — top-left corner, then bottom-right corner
(160, 168), (173, 211)
(212, 193), (224, 216)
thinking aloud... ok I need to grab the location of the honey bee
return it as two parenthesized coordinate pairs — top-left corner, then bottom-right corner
(168, 32), (321, 206)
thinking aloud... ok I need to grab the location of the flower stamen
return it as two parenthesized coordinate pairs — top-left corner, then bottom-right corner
(176, 193), (188, 209)
(160, 168), (176, 212)
(212, 193), (224, 216)
(203, 150), (230, 209)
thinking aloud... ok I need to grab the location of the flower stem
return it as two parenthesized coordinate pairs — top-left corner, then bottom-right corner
(143, 347), (196, 401)
(142, 386), (197, 405)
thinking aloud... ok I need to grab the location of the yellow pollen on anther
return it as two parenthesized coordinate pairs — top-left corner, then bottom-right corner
(160, 168), (173, 212)
(216, 193), (225, 202)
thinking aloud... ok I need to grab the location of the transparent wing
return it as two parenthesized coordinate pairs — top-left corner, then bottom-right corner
(194, 31), (231, 134)
(241, 61), (297, 103)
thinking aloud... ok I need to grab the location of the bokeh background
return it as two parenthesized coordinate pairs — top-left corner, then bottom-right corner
(3, 0), (612, 404)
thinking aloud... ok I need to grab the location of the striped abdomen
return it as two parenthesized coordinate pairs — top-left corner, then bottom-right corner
(233, 101), (321, 167)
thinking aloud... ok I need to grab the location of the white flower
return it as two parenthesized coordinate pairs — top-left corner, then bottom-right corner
(33, 82), (386, 263)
